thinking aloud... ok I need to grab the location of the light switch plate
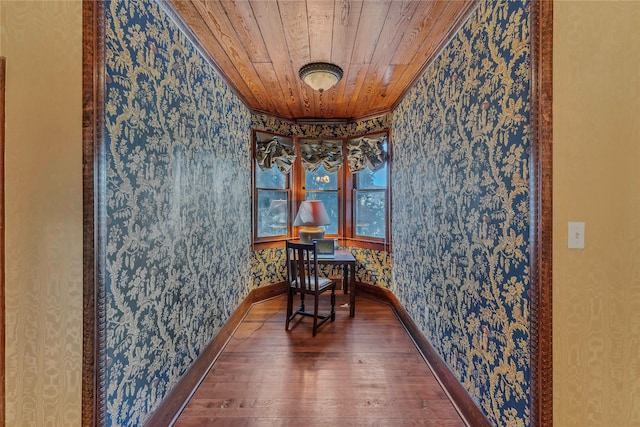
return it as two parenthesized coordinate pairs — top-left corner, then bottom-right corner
(568, 222), (585, 249)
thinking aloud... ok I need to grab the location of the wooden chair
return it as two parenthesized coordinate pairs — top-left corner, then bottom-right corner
(285, 241), (336, 336)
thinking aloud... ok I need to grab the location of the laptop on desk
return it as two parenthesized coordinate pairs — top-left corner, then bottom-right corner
(314, 239), (335, 259)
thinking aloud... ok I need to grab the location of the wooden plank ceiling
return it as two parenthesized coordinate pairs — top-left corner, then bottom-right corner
(169, 0), (478, 121)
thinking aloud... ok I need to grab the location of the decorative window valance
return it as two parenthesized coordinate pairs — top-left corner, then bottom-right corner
(299, 139), (343, 172)
(255, 136), (296, 174)
(347, 134), (389, 173)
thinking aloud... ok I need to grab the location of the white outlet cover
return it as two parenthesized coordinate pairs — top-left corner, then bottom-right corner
(568, 222), (585, 249)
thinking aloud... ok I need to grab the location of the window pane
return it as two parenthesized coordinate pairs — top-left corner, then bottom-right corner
(257, 190), (288, 237)
(305, 165), (338, 190)
(304, 192), (338, 235)
(356, 163), (387, 189)
(256, 162), (286, 189)
(355, 191), (386, 239)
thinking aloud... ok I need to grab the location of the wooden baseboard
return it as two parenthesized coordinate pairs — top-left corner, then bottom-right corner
(251, 281), (288, 301)
(356, 282), (492, 427)
(145, 282), (287, 426)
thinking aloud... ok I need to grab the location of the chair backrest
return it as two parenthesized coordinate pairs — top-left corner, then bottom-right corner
(285, 241), (320, 292)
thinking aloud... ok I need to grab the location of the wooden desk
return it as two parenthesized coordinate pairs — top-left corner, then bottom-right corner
(317, 249), (356, 317)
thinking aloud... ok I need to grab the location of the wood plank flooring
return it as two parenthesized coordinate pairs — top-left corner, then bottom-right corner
(174, 293), (466, 427)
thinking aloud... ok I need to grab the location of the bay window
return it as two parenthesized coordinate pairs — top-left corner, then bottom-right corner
(252, 130), (390, 251)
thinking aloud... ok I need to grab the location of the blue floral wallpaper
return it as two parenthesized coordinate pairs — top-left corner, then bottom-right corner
(104, 0), (252, 425)
(392, 1), (531, 426)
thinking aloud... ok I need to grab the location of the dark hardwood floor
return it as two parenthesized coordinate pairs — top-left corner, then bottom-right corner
(174, 293), (466, 426)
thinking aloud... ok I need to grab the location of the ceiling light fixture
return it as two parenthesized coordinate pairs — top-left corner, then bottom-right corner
(299, 62), (343, 93)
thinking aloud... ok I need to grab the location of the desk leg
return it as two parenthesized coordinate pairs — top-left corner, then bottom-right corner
(349, 263), (356, 317)
(343, 265), (348, 294)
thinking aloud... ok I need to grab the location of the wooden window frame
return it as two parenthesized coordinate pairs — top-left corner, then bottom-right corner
(251, 130), (294, 250)
(297, 137), (345, 240)
(252, 130), (392, 253)
(344, 131), (392, 252)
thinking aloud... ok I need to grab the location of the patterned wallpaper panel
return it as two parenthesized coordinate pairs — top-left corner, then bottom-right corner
(252, 248), (286, 287)
(351, 248), (392, 289)
(252, 246), (391, 290)
(105, 0), (252, 425)
(251, 112), (392, 139)
(392, 1), (531, 425)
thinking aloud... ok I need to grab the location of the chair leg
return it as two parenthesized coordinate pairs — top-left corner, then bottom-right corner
(285, 287), (293, 331)
(312, 294), (320, 337)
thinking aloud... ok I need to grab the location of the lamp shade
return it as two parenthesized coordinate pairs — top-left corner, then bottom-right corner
(293, 200), (330, 226)
(293, 200), (330, 243)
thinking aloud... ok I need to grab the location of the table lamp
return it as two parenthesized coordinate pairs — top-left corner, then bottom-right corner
(293, 200), (330, 243)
